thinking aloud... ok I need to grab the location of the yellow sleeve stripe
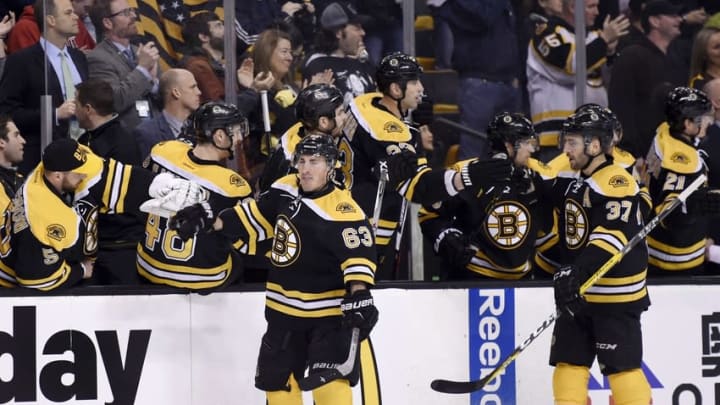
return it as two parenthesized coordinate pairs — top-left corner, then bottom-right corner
(101, 159), (117, 214)
(235, 205), (258, 255)
(647, 236), (706, 254)
(116, 163), (132, 213)
(248, 201), (274, 237)
(655, 192), (680, 216)
(418, 209), (439, 224)
(344, 274), (375, 286)
(400, 167), (431, 201)
(594, 269), (646, 286)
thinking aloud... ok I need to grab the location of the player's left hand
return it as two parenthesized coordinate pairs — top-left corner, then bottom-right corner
(384, 149), (418, 189)
(553, 265), (588, 317)
(341, 289), (379, 340)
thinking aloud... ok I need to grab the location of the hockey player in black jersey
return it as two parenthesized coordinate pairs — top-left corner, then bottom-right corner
(137, 101), (253, 291)
(170, 134), (378, 405)
(1, 138), (206, 291)
(419, 112), (544, 280)
(259, 83), (346, 192)
(551, 109), (651, 405)
(646, 86), (713, 275)
(342, 52), (513, 270)
(0, 115), (25, 287)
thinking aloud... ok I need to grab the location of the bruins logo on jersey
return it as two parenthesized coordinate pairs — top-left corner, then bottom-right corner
(271, 215), (300, 267)
(484, 201), (531, 249)
(564, 199), (588, 249)
(608, 175), (629, 188)
(670, 152), (689, 164)
(336, 202), (356, 214)
(383, 121), (403, 134)
(229, 174), (247, 187)
(75, 200), (99, 256)
(47, 224), (66, 241)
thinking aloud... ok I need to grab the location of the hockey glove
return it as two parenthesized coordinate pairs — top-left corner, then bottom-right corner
(687, 187), (720, 216)
(460, 158), (513, 192)
(382, 149), (418, 189)
(413, 95), (434, 127)
(168, 201), (215, 240)
(553, 265), (588, 317)
(436, 229), (474, 273)
(341, 289), (379, 341)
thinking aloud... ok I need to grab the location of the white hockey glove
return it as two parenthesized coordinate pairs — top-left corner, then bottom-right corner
(141, 174), (209, 218)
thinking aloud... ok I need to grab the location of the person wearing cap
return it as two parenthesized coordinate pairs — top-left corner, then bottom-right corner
(302, 1), (376, 107)
(341, 52), (513, 277)
(0, 138), (207, 290)
(609, 0), (686, 163)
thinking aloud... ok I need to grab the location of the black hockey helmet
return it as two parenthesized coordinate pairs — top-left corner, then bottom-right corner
(561, 108), (614, 151)
(292, 134), (339, 167)
(376, 52), (423, 93)
(487, 112), (537, 152)
(665, 86), (712, 130)
(190, 101), (248, 142)
(575, 103), (622, 135)
(294, 84), (344, 129)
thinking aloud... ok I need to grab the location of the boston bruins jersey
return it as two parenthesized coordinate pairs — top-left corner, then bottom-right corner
(342, 92), (458, 253)
(646, 123), (706, 273)
(527, 15), (609, 147)
(218, 175), (376, 328)
(0, 167), (23, 287)
(137, 140), (253, 290)
(420, 160), (541, 280)
(561, 160), (649, 309)
(1, 145), (156, 291)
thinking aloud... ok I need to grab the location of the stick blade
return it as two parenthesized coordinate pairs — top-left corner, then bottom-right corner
(430, 377), (488, 394)
(297, 369), (344, 391)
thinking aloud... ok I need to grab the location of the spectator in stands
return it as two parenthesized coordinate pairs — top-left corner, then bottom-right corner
(357, 0), (402, 64)
(689, 26), (720, 89)
(245, 28), (299, 183)
(7, 0), (94, 54)
(527, 0), (628, 161)
(234, 0), (315, 54)
(427, 0), (452, 70)
(87, 0), (160, 131)
(608, 0), (685, 162)
(0, 115), (25, 288)
(0, 0), (88, 175)
(180, 12), (231, 103)
(303, 1), (376, 106)
(134, 69), (201, 159)
(0, 11), (15, 77)
(74, 78), (145, 284)
(73, 0), (95, 43)
(445, 0), (522, 161)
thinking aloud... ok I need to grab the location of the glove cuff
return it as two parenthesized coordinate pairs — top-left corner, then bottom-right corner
(460, 163), (473, 188)
(434, 228), (464, 253)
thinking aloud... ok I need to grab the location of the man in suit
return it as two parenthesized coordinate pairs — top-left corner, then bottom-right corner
(0, 0), (88, 175)
(87, 0), (159, 131)
(134, 68), (201, 159)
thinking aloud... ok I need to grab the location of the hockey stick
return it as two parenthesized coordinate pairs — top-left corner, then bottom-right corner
(298, 327), (360, 391)
(431, 174), (706, 394)
(372, 161), (389, 237)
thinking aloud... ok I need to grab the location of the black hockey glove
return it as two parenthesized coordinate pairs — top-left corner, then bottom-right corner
(553, 265), (588, 317)
(341, 289), (379, 341)
(383, 149), (418, 189)
(437, 230), (474, 274)
(168, 201), (215, 241)
(687, 187), (720, 216)
(460, 158), (513, 192)
(413, 95), (434, 127)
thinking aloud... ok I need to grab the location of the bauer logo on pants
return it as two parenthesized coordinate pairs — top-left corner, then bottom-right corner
(469, 288), (516, 404)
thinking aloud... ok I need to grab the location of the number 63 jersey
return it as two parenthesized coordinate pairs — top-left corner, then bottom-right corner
(218, 175), (377, 328)
(561, 160), (650, 310)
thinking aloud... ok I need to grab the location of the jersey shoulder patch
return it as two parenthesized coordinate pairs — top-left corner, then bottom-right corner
(654, 123), (702, 174)
(348, 92), (411, 143)
(586, 164), (639, 198)
(303, 188), (366, 222)
(280, 122), (304, 161)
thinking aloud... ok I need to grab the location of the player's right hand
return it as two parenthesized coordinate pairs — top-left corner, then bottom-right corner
(168, 201), (215, 240)
(553, 265), (588, 317)
(460, 157), (513, 191)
